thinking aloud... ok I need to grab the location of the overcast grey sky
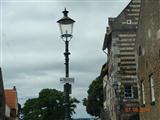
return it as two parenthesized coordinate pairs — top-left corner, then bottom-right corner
(1, 0), (130, 118)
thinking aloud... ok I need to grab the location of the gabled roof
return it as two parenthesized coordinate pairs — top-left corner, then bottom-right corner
(102, 32), (112, 51)
(109, 0), (141, 28)
(99, 63), (109, 78)
(4, 89), (17, 109)
(116, 0), (132, 19)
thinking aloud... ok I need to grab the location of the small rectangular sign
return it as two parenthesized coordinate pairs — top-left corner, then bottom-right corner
(60, 77), (74, 84)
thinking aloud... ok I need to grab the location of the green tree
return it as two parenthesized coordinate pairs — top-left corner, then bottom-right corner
(83, 77), (103, 117)
(22, 88), (79, 120)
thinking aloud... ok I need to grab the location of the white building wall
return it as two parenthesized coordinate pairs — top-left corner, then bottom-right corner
(5, 104), (10, 118)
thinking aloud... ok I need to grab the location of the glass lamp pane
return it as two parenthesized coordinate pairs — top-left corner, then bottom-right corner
(59, 23), (73, 36)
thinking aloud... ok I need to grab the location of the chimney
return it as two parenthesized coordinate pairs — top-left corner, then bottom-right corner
(13, 86), (16, 91)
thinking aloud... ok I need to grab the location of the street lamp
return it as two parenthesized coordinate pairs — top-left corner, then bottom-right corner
(57, 8), (75, 120)
(57, 8), (75, 39)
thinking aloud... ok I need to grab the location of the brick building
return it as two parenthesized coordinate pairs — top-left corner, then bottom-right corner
(135, 0), (160, 119)
(5, 87), (19, 120)
(0, 68), (5, 120)
(102, 0), (141, 119)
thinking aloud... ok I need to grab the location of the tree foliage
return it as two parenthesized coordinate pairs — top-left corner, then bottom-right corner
(83, 77), (103, 117)
(22, 88), (79, 120)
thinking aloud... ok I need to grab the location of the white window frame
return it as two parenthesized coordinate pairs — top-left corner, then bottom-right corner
(150, 74), (155, 103)
(141, 81), (145, 105)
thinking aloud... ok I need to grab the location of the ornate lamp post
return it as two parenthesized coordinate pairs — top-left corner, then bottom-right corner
(57, 8), (75, 120)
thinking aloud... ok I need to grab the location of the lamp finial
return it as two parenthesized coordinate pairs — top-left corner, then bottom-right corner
(63, 8), (68, 17)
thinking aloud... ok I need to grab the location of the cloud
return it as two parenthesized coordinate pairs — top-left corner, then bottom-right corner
(1, 0), (130, 118)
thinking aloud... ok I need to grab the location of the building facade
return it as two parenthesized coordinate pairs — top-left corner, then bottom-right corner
(102, 0), (141, 119)
(0, 68), (5, 120)
(4, 87), (19, 120)
(102, 29), (117, 120)
(136, 0), (160, 120)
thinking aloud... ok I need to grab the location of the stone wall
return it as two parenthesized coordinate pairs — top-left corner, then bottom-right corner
(102, 0), (142, 119)
(136, 0), (160, 120)
(109, 0), (141, 120)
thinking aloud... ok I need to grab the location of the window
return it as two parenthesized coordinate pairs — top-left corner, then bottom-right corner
(148, 29), (151, 38)
(139, 46), (142, 56)
(149, 74), (155, 104)
(127, 19), (132, 24)
(124, 85), (133, 98)
(141, 80), (145, 106)
(146, 61), (148, 69)
(142, 47), (145, 56)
